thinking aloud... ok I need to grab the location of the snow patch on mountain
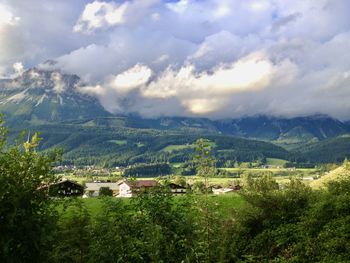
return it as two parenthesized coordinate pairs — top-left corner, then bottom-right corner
(4, 89), (28, 104)
(35, 94), (48, 106)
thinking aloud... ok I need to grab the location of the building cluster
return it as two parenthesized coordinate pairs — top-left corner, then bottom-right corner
(53, 165), (123, 176)
(42, 179), (187, 198)
(41, 177), (242, 198)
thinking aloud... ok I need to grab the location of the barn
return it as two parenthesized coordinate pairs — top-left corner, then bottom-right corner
(44, 179), (85, 197)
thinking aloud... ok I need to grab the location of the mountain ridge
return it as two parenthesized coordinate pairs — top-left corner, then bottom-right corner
(0, 68), (111, 124)
(1, 68), (350, 164)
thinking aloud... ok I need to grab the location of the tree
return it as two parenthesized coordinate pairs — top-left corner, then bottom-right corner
(50, 199), (91, 263)
(193, 138), (217, 262)
(173, 175), (187, 187)
(99, 187), (113, 196)
(194, 138), (216, 180)
(0, 119), (60, 262)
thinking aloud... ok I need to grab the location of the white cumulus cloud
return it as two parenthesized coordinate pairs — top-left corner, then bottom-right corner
(73, 1), (129, 33)
(2, 0), (350, 119)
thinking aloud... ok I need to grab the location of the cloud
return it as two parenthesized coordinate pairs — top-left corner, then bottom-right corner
(110, 63), (152, 93)
(74, 0), (160, 33)
(0, 4), (20, 25)
(2, 0), (350, 119)
(166, 0), (189, 14)
(73, 1), (129, 33)
(80, 52), (287, 117)
(0, 0), (94, 76)
(51, 29), (196, 82)
(271, 12), (301, 32)
(78, 63), (153, 112)
(12, 62), (24, 76)
(143, 52), (273, 98)
(51, 72), (66, 94)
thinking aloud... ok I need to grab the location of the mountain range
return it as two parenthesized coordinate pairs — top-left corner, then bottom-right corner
(0, 68), (110, 125)
(1, 68), (350, 165)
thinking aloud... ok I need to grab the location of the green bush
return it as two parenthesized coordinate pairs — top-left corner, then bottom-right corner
(99, 187), (113, 196)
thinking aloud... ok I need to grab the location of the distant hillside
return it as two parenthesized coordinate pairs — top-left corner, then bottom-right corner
(213, 115), (349, 148)
(310, 165), (350, 188)
(9, 120), (289, 167)
(293, 135), (350, 163)
(65, 115), (349, 148)
(345, 120), (350, 131)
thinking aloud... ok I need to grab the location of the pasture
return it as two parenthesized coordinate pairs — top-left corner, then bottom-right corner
(60, 193), (245, 219)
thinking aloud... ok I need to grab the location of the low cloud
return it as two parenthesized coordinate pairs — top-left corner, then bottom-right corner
(12, 62), (24, 76)
(80, 52), (292, 117)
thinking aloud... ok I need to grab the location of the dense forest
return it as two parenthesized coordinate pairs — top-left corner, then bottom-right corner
(292, 136), (350, 163)
(7, 121), (289, 167)
(4, 116), (350, 167)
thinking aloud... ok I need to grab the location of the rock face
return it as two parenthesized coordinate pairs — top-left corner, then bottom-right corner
(0, 68), (111, 123)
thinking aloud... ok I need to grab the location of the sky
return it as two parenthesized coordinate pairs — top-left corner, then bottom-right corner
(1, 0), (350, 119)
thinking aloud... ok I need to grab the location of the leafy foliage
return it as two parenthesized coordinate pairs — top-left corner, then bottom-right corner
(99, 187), (113, 196)
(0, 121), (60, 262)
(2, 119), (350, 262)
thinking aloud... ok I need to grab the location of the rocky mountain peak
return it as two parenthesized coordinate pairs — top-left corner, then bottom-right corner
(0, 68), (111, 123)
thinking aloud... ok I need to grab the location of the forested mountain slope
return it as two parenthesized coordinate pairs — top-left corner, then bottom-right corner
(1, 68), (350, 165)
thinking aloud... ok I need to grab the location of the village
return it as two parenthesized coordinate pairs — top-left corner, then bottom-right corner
(43, 178), (242, 198)
(46, 161), (318, 199)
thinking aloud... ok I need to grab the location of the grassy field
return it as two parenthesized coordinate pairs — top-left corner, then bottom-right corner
(161, 141), (217, 153)
(265, 158), (288, 166)
(220, 167), (317, 173)
(310, 165), (349, 188)
(74, 193), (245, 218)
(210, 193), (245, 217)
(161, 144), (194, 152)
(108, 139), (127, 145)
(219, 167), (318, 182)
(183, 175), (316, 187)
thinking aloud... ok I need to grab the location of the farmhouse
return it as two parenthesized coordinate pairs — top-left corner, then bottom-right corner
(117, 180), (158, 197)
(84, 182), (119, 197)
(40, 179), (85, 197)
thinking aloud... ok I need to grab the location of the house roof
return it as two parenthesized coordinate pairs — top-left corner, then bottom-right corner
(119, 180), (158, 188)
(38, 179), (84, 190)
(85, 182), (119, 191)
(57, 179), (84, 187)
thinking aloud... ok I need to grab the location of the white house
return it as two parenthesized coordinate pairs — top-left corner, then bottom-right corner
(117, 180), (158, 198)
